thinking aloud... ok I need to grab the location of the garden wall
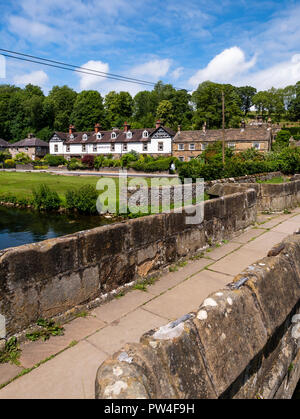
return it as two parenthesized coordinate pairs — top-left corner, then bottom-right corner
(0, 189), (256, 337)
(95, 233), (300, 399)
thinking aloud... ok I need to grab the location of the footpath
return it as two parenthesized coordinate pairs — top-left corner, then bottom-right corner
(0, 209), (300, 398)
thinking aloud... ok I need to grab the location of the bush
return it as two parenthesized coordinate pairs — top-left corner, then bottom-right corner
(4, 159), (15, 168)
(81, 155), (94, 168)
(14, 152), (31, 164)
(94, 155), (105, 169)
(65, 185), (98, 214)
(67, 158), (85, 171)
(0, 150), (12, 163)
(32, 184), (61, 210)
(44, 154), (67, 167)
(120, 151), (139, 167)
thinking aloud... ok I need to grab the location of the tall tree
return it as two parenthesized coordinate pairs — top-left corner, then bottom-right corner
(45, 85), (77, 131)
(71, 90), (106, 131)
(236, 86), (257, 115)
(104, 91), (133, 128)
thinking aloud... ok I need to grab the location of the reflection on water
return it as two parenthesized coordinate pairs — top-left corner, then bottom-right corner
(0, 206), (116, 251)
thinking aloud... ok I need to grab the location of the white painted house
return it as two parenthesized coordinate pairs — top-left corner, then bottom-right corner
(49, 121), (174, 159)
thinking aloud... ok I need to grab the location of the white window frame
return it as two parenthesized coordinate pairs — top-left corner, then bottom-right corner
(82, 144), (86, 152)
(189, 143), (195, 150)
(96, 133), (102, 140)
(66, 145), (70, 152)
(111, 144), (115, 152)
(111, 132), (117, 139)
(178, 143), (184, 150)
(178, 156), (185, 162)
(82, 134), (88, 141)
(126, 131), (132, 139)
(143, 130), (149, 138)
(93, 144), (97, 152)
(227, 143), (236, 149)
(158, 142), (164, 152)
(253, 142), (261, 150)
(201, 143), (207, 151)
(123, 143), (128, 152)
(143, 143), (148, 151)
(54, 144), (58, 153)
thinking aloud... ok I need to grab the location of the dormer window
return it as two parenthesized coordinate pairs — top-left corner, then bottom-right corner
(126, 131), (132, 139)
(111, 132), (117, 139)
(96, 133), (102, 140)
(69, 134), (74, 140)
(82, 134), (88, 141)
(143, 130), (148, 138)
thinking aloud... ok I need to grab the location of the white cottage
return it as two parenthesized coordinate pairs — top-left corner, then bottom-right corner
(49, 121), (174, 159)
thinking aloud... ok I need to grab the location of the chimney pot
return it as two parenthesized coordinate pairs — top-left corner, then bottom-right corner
(178, 124), (181, 132)
(95, 123), (101, 133)
(124, 122), (130, 132)
(156, 120), (162, 129)
(69, 124), (75, 134)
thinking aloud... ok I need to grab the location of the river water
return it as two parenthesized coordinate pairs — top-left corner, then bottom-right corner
(0, 206), (116, 251)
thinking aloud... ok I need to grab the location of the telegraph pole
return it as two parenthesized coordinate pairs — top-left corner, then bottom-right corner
(222, 91), (225, 165)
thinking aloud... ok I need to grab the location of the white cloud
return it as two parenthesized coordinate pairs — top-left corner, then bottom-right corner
(189, 46), (256, 87)
(171, 67), (184, 80)
(78, 60), (110, 90)
(13, 70), (49, 86)
(131, 59), (172, 79)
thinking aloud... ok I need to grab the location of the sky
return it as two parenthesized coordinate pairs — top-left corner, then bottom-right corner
(0, 0), (300, 95)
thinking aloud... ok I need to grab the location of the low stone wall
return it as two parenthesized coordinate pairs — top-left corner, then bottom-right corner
(95, 234), (300, 399)
(207, 178), (300, 212)
(0, 189), (256, 337)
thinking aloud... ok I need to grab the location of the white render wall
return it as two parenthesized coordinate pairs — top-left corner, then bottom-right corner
(49, 136), (172, 156)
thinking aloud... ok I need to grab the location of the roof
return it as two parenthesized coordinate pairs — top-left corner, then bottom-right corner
(0, 138), (9, 148)
(10, 137), (49, 148)
(51, 126), (175, 144)
(173, 127), (272, 143)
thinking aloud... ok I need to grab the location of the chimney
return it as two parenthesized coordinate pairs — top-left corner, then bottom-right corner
(124, 121), (130, 132)
(95, 123), (101, 133)
(69, 124), (75, 134)
(241, 119), (246, 131)
(27, 133), (34, 139)
(156, 120), (162, 129)
(202, 121), (206, 133)
(177, 125), (181, 133)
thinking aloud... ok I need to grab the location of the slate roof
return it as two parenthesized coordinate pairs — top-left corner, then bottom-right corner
(9, 137), (49, 148)
(173, 127), (272, 143)
(52, 126), (175, 144)
(0, 138), (9, 148)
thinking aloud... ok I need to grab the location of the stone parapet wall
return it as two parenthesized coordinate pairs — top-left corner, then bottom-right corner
(95, 234), (300, 399)
(0, 189), (256, 337)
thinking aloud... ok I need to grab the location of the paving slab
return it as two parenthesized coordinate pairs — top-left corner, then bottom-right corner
(146, 258), (213, 296)
(259, 213), (296, 229)
(91, 290), (153, 324)
(0, 363), (23, 387)
(209, 247), (263, 276)
(87, 308), (167, 355)
(143, 270), (232, 321)
(272, 220), (300, 235)
(0, 341), (106, 399)
(205, 242), (242, 261)
(243, 231), (288, 253)
(19, 316), (106, 369)
(232, 228), (266, 244)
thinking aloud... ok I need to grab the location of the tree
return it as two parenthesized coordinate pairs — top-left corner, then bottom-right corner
(156, 100), (175, 127)
(45, 85), (77, 131)
(288, 82), (300, 121)
(70, 90), (106, 131)
(236, 86), (257, 115)
(104, 91), (133, 127)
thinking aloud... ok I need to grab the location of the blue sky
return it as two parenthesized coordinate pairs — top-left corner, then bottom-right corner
(0, 0), (300, 95)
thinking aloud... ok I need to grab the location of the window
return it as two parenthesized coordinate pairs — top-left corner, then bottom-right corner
(54, 145), (58, 152)
(111, 132), (117, 139)
(66, 145), (70, 152)
(111, 144), (115, 152)
(82, 144), (86, 152)
(82, 134), (88, 141)
(25, 147), (29, 151)
(178, 143), (184, 150)
(253, 142), (260, 150)
(143, 143), (148, 151)
(143, 130), (148, 138)
(189, 156), (195, 161)
(201, 143), (207, 151)
(96, 133), (102, 140)
(70, 134), (74, 140)
(189, 143), (195, 150)
(158, 142), (164, 151)
(126, 131), (132, 139)
(178, 156), (185, 162)
(227, 143), (236, 149)
(123, 144), (128, 152)
(93, 145), (97, 152)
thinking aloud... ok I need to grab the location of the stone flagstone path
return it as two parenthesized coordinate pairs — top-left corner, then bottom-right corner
(1, 209), (300, 399)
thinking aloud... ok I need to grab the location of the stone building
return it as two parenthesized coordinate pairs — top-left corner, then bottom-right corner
(9, 134), (49, 160)
(0, 138), (9, 152)
(49, 121), (175, 159)
(172, 121), (273, 162)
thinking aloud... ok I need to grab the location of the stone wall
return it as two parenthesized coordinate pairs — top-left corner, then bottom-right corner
(0, 189), (256, 337)
(95, 234), (300, 399)
(207, 178), (300, 212)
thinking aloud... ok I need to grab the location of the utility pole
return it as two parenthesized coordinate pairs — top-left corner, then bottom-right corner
(222, 90), (225, 165)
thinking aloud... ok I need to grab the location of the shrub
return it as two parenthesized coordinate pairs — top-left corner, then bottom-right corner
(44, 154), (67, 167)
(4, 159), (15, 168)
(65, 185), (98, 214)
(32, 184), (61, 210)
(14, 152), (31, 164)
(81, 155), (95, 168)
(0, 150), (12, 163)
(94, 155), (105, 169)
(120, 151), (139, 167)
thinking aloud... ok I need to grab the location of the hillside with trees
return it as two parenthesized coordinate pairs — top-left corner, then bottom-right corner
(0, 80), (299, 143)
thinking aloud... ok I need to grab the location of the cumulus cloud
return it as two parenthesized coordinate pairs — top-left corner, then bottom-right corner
(189, 46), (256, 87)
(13, 70), (49, 87)
(131, 59), (172, 79)
(78, 60), (110, 90)
(171, 67), (184, 80)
